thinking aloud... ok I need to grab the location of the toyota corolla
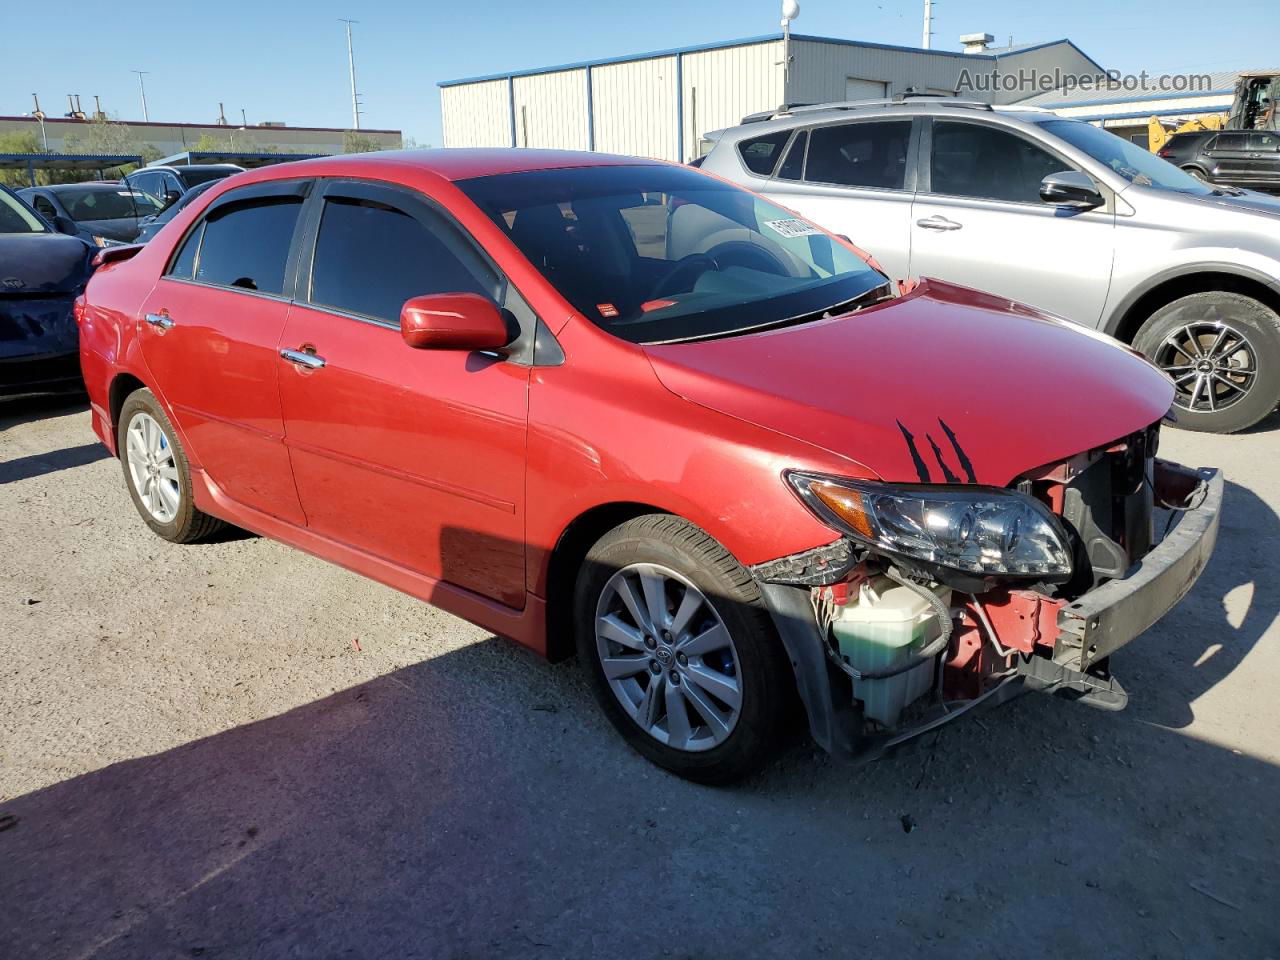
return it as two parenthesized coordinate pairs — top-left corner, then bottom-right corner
(77, 150), (1222, 782)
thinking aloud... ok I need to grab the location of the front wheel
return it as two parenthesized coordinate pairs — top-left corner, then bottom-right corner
(1133, 291), (1280, 433)
(574, 515), (791, 784)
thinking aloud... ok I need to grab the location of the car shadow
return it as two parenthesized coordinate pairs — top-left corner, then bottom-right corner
(1, 639), (1276, 958)
(0, 393), (87, 431)
(0, 442), (109, 484)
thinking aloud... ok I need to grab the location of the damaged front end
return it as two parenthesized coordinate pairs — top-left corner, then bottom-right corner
(751, 425), (1223, 760)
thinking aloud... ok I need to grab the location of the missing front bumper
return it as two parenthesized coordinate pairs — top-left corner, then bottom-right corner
(1054, 462), (1223, 674)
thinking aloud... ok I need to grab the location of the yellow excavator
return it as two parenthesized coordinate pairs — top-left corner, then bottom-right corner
(1147, 71), (1278, 153)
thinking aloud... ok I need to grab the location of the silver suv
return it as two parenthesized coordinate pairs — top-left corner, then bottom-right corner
(701, 98), (1280, 433)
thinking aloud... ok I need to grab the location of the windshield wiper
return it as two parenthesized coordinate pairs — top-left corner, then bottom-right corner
(654, 281), (894, 345)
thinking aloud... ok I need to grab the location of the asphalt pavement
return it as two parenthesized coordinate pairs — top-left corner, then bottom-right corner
(2, 396), (1277, 959)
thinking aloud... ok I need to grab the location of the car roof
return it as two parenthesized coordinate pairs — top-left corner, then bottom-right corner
(224, 148), (664, 185)
(36, 182), (133, 194)
(711, 101), (1058, 142)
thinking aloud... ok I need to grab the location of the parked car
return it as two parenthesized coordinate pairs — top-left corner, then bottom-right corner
(0, 184), (94, 399)
(134, 180), (217, 243)
(123, 163), (244, 212)
(700, 98), (1280, 433)
(78, 150), (1221, 783)
(19, 182), (164, 246)
(1157, 129), (1280, 191)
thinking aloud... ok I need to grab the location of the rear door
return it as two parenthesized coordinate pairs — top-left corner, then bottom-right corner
(756, 118), (918, 282)
(909, 118), (1115, 327)
(1244, 132), (1280, 187)
(1203, 133), (1252, 186)
(137, 180), (309, 524)
(277, 180), (530, 607)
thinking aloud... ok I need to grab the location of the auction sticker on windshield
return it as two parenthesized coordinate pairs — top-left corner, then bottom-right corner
(763, 218), (823, 239)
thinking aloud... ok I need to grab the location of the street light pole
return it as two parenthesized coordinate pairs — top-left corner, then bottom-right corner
(131, 70), (150, 122)
(340, 19), (361, 130)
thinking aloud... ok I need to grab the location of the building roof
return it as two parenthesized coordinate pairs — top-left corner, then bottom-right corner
(438, 33), (1099, 87)
(0, 152), (142, 172)
(1015, 68), (1273, 109)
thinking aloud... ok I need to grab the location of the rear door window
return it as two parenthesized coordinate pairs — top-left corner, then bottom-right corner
(929, 121), (1073, 204)
(185, 196), (303, 295)
(804, 121), (912, 190)
(307, 193), (498, 324)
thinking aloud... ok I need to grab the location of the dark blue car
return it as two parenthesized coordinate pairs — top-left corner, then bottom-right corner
(0, 185), (95, 399)
(19, 182), (164, 247)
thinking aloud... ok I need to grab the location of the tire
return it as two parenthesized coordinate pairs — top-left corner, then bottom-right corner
(1182, 166), (1211, 184)
(1133, 291), (1280, 433)
(574, 514), (791, 784)
(118, 388), (225, 543)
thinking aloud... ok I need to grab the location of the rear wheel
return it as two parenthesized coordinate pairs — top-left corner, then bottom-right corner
(1133, 291), (1280, 433)
(574, 515), (790, 784)
(119, 388), (225, 542)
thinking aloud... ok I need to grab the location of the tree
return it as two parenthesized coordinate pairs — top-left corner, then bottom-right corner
(0, 131), (46, 187)
(342, 130), (383, 154)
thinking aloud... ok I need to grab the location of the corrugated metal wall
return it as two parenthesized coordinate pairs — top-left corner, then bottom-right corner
(440, 79), (511, 148)
(513, 69), (589, 149)
(438, 38), (1110, 155)
(591, 56), (678, 161)
(681, 41), (784, 161)
(786, 40), (989, 105)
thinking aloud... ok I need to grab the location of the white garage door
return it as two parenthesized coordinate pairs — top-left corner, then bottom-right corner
(846, 77), (888, 101)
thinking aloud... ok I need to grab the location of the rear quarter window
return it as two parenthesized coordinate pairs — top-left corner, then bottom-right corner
(737, 132), (791, 176)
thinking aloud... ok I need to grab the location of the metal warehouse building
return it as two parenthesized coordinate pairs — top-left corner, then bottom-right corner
(439, 33), (1104, 162)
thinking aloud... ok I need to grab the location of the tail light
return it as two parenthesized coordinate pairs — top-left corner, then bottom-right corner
(1158, 149), (1173, 158)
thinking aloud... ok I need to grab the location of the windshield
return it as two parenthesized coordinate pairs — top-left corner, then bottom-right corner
(1040, 119), (1214, 195)
(458, 165), (889, 344)
(59, 187), (165, 222)
(0, 189), (49, 234)
(178, 167), (239, 188)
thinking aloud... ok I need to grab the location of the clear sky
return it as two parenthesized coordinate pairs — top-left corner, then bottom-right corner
(3, 0), (1276, 146)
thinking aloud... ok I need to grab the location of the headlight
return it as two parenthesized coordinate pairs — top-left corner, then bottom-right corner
(786, 472), (1073, 580)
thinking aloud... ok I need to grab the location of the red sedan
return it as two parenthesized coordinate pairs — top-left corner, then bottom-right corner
(78, 150), (1222, 782)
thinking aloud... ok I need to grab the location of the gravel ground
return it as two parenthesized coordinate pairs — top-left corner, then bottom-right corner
(2, 396), (1278, 960)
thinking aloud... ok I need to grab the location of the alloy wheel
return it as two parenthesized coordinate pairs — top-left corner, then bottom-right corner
(126, 412), (181, 523)
(594, 563), (742, 752)
(1154, 320), (1258, 414)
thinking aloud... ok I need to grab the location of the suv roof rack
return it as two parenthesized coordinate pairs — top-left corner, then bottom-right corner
(741, 93), (994, 124)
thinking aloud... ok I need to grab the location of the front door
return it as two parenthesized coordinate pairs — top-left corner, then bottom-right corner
(276, 181), (530, 607)
(138, 181), (309, 524)
(909, 119), (1115, 327)
(761, 118), (918, 282)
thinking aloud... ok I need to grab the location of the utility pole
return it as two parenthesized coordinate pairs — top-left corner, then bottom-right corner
(340, 19), (361, 130)
(131, 70), (150, 121)
(921, 0), (933, 49)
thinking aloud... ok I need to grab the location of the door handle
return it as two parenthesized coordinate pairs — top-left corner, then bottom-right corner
(144, 311), (174, 329)
(280, 347), (326, 370)
(916, 215), (963, 232)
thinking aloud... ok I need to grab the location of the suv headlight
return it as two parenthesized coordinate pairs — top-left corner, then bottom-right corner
(786, 472), (1073, 580)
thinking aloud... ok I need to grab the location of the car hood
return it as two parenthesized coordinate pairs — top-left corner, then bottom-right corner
(0, 232), (92, 294)
(643, 280), (1174, 487)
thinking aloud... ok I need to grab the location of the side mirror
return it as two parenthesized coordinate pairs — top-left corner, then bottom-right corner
(51, 215), (78, 236)
(400, 293), (511, 351)
(160, 190), (182, 211)
(1040, 171), (1104, 210)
